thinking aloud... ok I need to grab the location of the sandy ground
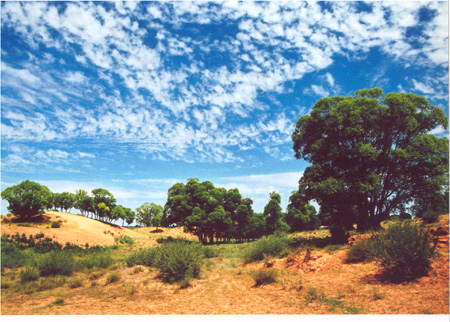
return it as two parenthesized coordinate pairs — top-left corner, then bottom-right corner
(1, 211), (196, 248)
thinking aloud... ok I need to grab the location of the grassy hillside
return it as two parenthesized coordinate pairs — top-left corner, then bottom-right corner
(1, 212), (448, 314)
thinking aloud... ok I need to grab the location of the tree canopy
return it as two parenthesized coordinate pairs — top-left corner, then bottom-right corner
(1, 180), (52, 219)
(292, 88), (449, 232)
(163, 178), (259, 243)
(136, 202), (163, 227)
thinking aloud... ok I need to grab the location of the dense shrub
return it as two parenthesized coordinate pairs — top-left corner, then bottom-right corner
(1, 243), (35, 269)
(154, 241), (204, 283)
(329, 225), (350, 244)
(20, 267), (40, 282)
(126, 248), (158, 267)
(116, 235), (134, 245)
(244, 237), (288, 263)
(51, 221), (61, 228)
(421, 210), (440, 224)
(77, 253), (113, 269)
(38, 251), (76, 276)
(346, 239), (375, 263)
(202, 246), (216, 259)
(105, 272), (121, 285)
(251, 269), (278, 286)
(370, 222), (437, 280)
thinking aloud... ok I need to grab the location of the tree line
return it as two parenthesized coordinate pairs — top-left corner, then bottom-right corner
(2, 88), (448, 244)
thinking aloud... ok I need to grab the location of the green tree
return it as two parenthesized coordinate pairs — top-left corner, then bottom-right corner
(111, 205), (127, 225)
(59, 192), (75, 213)
(91, 188), (116, 221)
(136, 202), (163, 227)
(263, 192), (290, 235)
(292, 88), (449, 233)
(1, 180), (52, 220)
(124, 207), (135, 226)
(286, 188), (320, 232)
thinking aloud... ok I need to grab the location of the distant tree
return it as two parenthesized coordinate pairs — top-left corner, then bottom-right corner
(136, 202), (163, 227)
(96, 202), (110, 220)
(292, 88), (449, 234)
(164, 178), (255, 244)
(286, 187), (320, 232)
(124, 207), (135, 226)
(74, 189), (89, 216)
(111, 205), (126, 225)
(1, 180), (52, 220)
(91, 188), (116, 221)
(246, 213), (266, 240)
(151, 212), (163, 228)
(59, 192), (76, 213)
(264, 192), (290, 235)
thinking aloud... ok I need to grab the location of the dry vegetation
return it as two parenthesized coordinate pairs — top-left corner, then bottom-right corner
(1, 212), (448, 315)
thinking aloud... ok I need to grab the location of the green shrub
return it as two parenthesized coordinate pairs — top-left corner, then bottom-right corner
(346, 239), (375, 263)
(51, 221), (61, 228)
(154, 241), (204, 283)
(370, 222), (437, 280)
(126, 248), (158, 267)
(35, 233), (45, 239)
(20, 267), (40, 282)
(77, 253), (113, 269)
(117, 235), (134, 245)
(251, 269), (278, 286)
(421, 210), (440, 224)
(38, 251), (75, 276)
(69, 279), (83, 289)
(105, 272), (121, 285)
(1, 244), (35, 269)
(244, 237), (288, 263)
(202, 246), (216, 258)
(329, 225), (350, 244)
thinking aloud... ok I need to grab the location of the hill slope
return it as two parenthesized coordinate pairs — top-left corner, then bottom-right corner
(1, 211), (195, 247)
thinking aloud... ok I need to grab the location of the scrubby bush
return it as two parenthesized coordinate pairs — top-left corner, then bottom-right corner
(20, 266), (40, 282)
(116, 235), (134, 245)
(77, 253), (113, 269)
(329, 225), (350, 244)
(154, 241), (204, 283)
(346, 239), (375, 263)
(105, 272), (121, 285)
(51, 221), (61, 228)
(1, 243), (35, 269)
(38, 251), (75, 276)
(251, 269), (278, 286)
(202, 246), (216, 259)
(126, 248), (158, 267)
(370, 222), (437, 280)
(421, 210), (440, 224)
(244, 237), (288, 263)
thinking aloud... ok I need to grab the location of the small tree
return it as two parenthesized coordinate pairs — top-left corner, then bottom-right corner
(136, 202), (163, 227)
(1, 180), (52, 220)
(264, 192), (290, 235)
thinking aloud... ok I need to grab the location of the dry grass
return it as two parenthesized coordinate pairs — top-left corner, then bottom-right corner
(1, 212), (448, 315)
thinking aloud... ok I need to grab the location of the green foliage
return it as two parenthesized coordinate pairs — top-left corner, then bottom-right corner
(1, 180), (52, 219)
(346, 239), (375, 263)
(370, 222), (437, 280)
(251, 269), (278, 286)
(116, 235), (134, 245)
(154, 241), (204, 283)
(421, 210), (440, 223)
(104, 272), (121, 285)
(51, 221), (61, 228)
(329, 225), (350, 244)
(69, 278), (83, 289)
(202, 246), (216, 258)
(264, 192), (290, 235)
(38, 251), (76, 276)
(286, 188), (320, 232)
(292, 89), (449, 231)
(20, 267), (40, 282)
(136, 202), (163, 227)
(1, 243), (35, 269)
(77, 253), (113, 269)
(126, 248), (158, 267)
(244, 236), (289, 263)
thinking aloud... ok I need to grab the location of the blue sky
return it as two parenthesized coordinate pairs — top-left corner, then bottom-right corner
(1, 1), (449, 215)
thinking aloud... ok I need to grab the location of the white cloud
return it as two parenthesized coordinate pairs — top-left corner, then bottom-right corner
(412, 79), (435, 94)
